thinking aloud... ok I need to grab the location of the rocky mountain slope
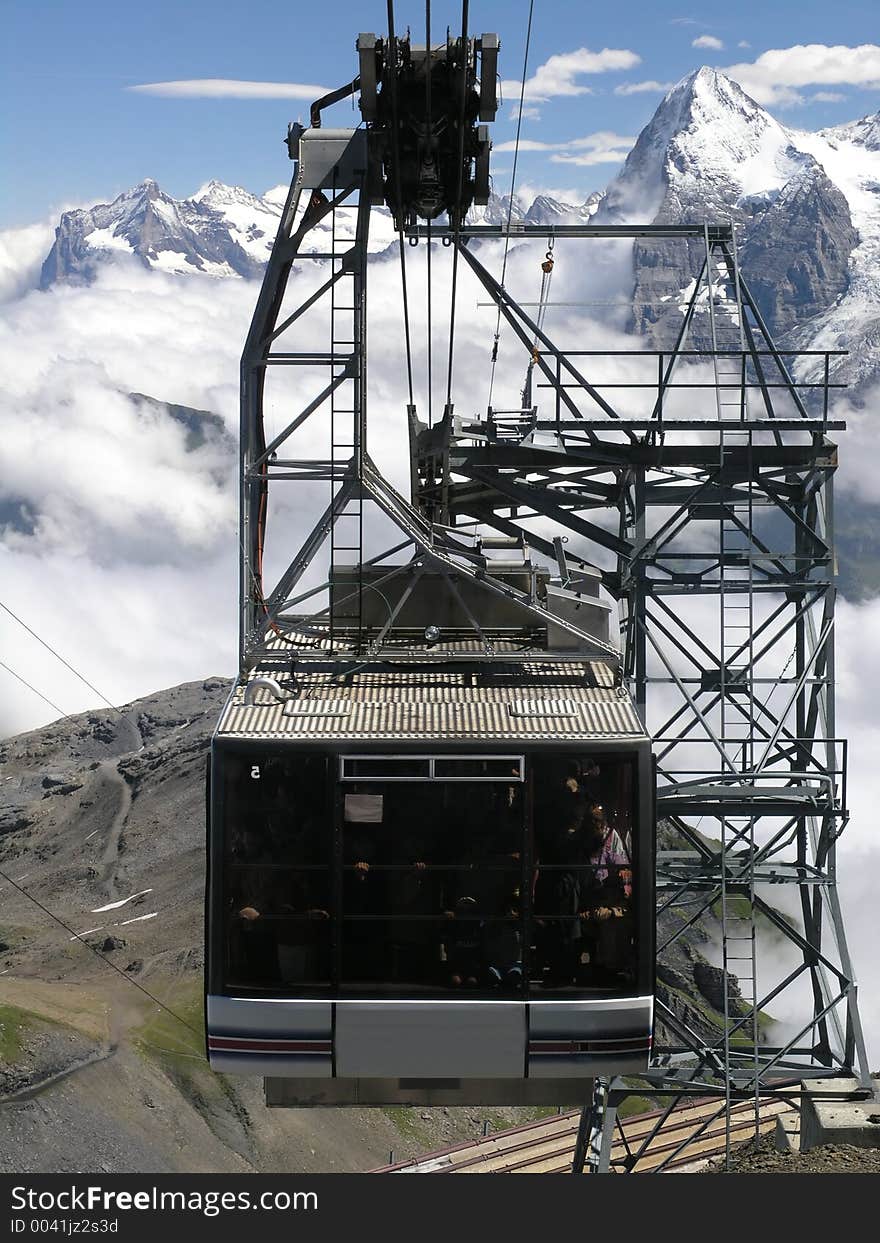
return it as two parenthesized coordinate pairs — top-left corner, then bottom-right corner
(0, 679), (750, 1172)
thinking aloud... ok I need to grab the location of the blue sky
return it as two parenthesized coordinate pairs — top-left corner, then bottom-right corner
(2, 0), (880, 224)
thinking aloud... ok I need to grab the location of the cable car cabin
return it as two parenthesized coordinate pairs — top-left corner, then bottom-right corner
(206, 660), (655, 1106)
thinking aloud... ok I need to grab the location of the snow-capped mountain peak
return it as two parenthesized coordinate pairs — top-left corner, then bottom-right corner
(600, 67), (811, 223)
(40, 178), (269, 286)
(28, 81), (880, 399)
(820, 111), (880, 153)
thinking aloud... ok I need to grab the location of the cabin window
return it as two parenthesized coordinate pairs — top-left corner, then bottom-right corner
(222, 752), (331, 990)
(217, 749), (639, 998)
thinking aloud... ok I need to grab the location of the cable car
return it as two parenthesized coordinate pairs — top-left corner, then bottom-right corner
(206, 580), (654, 1106)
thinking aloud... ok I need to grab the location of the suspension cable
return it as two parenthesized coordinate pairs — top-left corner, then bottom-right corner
(487, 0), (536, 411)
(444, 0), (470, 411)
(426, 1), (434, 425)
(0, 598), (121, 716)
(386, 0), (415, 409)
(0, 657), (70, 721)
(534, 238), (555, 343)
(427, 229), (434, 426)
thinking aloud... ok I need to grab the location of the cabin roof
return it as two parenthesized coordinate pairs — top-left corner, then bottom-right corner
(216, 660), (648, 742)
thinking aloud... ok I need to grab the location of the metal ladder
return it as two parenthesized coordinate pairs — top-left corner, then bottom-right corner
(703, 223), (747, 423)
(328, 180), (364, 651)
(710, 239), (760, 1153)
(706, 223), (761, 1156)
(718, 427), (761, 1157)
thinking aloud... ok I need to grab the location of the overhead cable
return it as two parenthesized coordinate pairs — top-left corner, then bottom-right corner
(444, 0), (470, 411)
(0, 657), (70, 721)
(487, 0), (536, 410)
(0, 598), (120, 717)
(386, 0), (415, 408)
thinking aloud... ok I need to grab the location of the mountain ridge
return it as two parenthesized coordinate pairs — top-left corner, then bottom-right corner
(32, 68), (880, 396)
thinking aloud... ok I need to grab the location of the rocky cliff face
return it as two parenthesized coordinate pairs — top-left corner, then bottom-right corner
(595, 69), (863, 356)
(738, 164), (858, 338)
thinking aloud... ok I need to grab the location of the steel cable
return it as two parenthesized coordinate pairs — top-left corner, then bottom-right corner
(386, 0), (415, 409)
(487, 0), (536, 410)
(444, 0), (470, 411)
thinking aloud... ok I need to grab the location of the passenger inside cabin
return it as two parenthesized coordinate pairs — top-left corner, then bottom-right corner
(387, 817), (440, 985)
(443, 894), (482, 986)
(578, 801), (634, 984)
(482, 889), (523, 988)
(533, 759), (595, 987)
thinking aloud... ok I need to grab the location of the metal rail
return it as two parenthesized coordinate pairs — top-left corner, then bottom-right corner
(373, 1094), (796, 1174)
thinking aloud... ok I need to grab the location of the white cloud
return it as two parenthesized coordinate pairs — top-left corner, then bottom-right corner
(737, 40), (751, 49)
(127, 79), (330, 100)
(0, 218), (57, 304)
(813, 91), (845, 103)
(614, 80), (674, 96)
(501, 46), (641, 103)
(494, 132), (634, 168)
(493, 139), (563, 153)
(555, 135), (636, 167)
(724, 43), (880, 108)
(692, 35), (724, 51)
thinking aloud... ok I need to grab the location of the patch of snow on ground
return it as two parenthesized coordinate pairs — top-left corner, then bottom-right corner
(91, 888), (153, 914)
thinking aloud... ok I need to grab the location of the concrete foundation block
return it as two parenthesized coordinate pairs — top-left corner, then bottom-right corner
(775, 1112), (800, 1153)
(800, 1077), (880, 1152)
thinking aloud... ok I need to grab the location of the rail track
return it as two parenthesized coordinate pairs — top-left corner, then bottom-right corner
(375, 1096), (796, 1174)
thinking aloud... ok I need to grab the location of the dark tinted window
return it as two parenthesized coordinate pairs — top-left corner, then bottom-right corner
(432, 758), (523, 780)
(221, 752), (331, 991)
(341, 757), (431, 779)
(217, 749), (638, 998)
(531, 754), (635, 992)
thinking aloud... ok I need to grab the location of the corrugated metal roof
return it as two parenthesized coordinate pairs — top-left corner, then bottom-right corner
(217, 660), (645, 741)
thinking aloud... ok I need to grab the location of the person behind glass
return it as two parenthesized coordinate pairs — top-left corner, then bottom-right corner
(228, 869), (281, 984)
(387, 820), (438, 985)
(482, 888), (523, 990)
(534, 760), (593, 987)
(578, 801), (633, 983)
(276, 867), (331, 985)
(342, 789), (383, 981)
(443, 894), (483, 986)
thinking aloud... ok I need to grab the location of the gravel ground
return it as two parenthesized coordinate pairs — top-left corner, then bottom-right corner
(708, 1135), (880, 1173)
